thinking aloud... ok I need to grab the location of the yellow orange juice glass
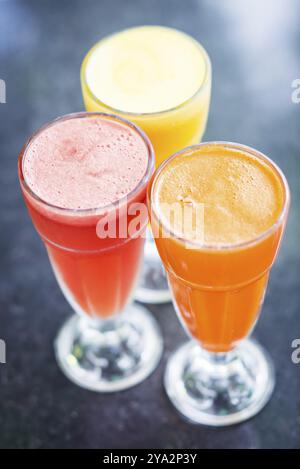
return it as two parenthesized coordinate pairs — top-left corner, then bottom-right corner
(149, 142), (290, 425)
(81, 26), (211, 303)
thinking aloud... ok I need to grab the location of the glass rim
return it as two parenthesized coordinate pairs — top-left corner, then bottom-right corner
(18, 111), (155, 216)
(81, 25), (211, 117)
(150, 141), (290, 251)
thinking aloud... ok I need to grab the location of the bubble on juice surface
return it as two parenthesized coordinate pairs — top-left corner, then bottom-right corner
(23, 116), (149, 210)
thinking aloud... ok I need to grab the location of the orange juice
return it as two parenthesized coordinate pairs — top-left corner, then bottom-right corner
(150, 143), (289, 352)
(81, 26), (211, 167)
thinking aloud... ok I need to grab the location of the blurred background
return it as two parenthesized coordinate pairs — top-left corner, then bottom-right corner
(0, 0), (300, 449)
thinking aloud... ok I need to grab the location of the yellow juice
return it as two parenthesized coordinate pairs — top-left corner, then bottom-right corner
(81, 26), (211, 167)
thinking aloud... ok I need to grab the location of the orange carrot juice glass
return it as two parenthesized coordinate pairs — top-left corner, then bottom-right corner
(149, 142), (290, 425)
(81, 26), (211, 304)
(18, 112), (162, 392)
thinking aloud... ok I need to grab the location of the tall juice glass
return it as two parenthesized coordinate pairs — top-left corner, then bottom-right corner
(18, 112), (162, 392)
(81, 26), (211, 303)
(149, 142), (290, 425)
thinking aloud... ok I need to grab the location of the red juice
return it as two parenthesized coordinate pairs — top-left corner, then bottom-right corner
(18, 113), (154, 319)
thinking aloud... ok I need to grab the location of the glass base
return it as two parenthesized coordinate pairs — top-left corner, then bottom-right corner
(55, 304), (163, 392)
(164, 338), (275, 426)
(134, 229), (171, 304)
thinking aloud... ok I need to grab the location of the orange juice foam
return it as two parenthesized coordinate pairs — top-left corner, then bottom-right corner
(154, 145), (284, 246)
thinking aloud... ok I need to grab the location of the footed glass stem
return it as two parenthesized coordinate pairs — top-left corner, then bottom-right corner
(55, 303), (163, 392)
(134, 228), (171, 304)
(164, 339), (274, 426)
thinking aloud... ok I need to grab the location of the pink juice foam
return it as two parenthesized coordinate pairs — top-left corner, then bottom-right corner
(23, 115), (149, 210)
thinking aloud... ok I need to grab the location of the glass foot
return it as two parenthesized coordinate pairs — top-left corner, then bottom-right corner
(164, 339), (275, 426)
(134, 229), (171, 304)
(55, 304), (163, 392)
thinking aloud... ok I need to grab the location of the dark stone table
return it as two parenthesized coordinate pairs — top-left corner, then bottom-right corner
(0, 0), (299, 449)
